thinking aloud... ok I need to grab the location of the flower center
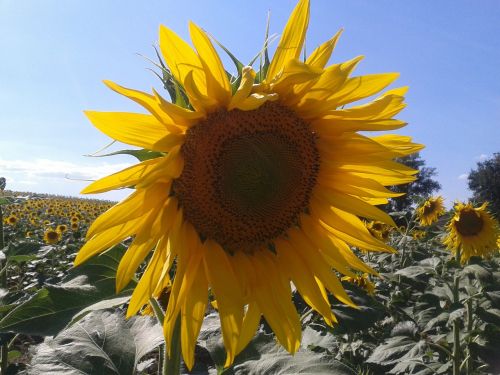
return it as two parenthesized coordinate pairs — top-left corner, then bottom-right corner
(47, 231), (58, 240)
(423, 201), (436, 215)
(174, 102), (319, 253)
(455, 209), (484, 236)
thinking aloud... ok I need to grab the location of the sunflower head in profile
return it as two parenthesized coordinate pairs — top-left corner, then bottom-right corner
(417, 195), (445, 226)
(75, 0), (423, 368)
(443, 202), (499, 263)
(341, 273), (375, 296)
(44, 228), (61, 245)
(366, 221), (392, 243)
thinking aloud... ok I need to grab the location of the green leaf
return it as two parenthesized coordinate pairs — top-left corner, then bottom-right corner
(88, 148), (164, 162)
(0, 245), (134, 336)
(476, 307), (500, 326)
(28, 309), (164, 375)
(198, 314), (355, 375)
(3, 240), (41, 257)
(8, 350), (21, 361)
(395, 265), (435, 280)
(461, 264), (492, 283)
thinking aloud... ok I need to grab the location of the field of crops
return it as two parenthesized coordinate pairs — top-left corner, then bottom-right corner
(0, 190), (499, 375)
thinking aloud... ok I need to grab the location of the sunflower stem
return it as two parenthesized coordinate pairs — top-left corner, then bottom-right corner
(0, 206), (8, 375)
(452, 246), (462, 375)
(465, 298), (474, 375)
(163, 314), (182, 375)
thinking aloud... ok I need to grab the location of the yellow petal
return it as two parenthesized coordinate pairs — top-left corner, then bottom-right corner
(302, 214), (377, 275)
(74, 213), (151, 266)
(310, 197), (394, 253)
(292, 56), (363, 106)
(86, 183), (169, 238)
(203, 240), (244, 367)
(327, 73), (400, 107)
(249, 252), (301, 353)
(103, 80), (183, 133)
(267, 0), (310, 81)
(81, 159), (163, 195)
(189, 22), (231, 106)
(228, 66), (256, 110)
(115, 198), (177, 292)
(183, 70), (218, 112)
(315, 188), (397, 227)
(285, 230), (356, 308)
(181, 264), (208, 370)
(235, 302), (261, 355)
(153, 89), (205, 126)
(127, 237), (170, 317)
(159, 25), (207, 95)
(306, 29), (343, 68)
(275, 239), (335, 324)
(270, 59), (322, 96)
(84, 111), (184, 151)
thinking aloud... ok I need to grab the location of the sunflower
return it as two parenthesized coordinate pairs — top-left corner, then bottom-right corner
(57, 224), (68, 233)
(75, 0), (422, 368)
(366, 221), (392, 243)
(341, 273), (375, 296)
(417, 196), (445, 226)
(6, 215), (17, 226)
(443, 202), (499, 263)
(44, 228), (61, 245)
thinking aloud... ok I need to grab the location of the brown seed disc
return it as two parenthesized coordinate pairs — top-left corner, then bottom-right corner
(174, 102), (319, 253)
(455, 209), (484, 236)
(423, 201), (436, 215)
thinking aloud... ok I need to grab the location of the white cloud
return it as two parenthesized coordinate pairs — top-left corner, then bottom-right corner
(458, 173), (468, 180)
(0, 158), (131, 181)
(476, 154), (489, 162)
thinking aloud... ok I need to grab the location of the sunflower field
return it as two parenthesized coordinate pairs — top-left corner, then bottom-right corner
(1, 189), (500, 375)
(1, 0), (500, 374)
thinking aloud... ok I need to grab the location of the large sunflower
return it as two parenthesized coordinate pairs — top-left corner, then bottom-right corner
(443, 202), (499, 263)
(417, 195), (445, 226)
(75, 0), (422, 368)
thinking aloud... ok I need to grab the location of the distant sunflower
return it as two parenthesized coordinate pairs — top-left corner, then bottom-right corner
(75, 0), (422, 368)
(342, 273), (375, 296)
(444, 202), (499, 263)
(417, 196), (445, 226)
(366, 221), (392, 243)
(57, 224), (68, 233)
(6, 215), (17, 226)
(44, 228), (61, 244)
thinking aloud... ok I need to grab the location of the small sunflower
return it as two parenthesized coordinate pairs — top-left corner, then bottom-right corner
(417, 196), (445, 226)
(342, 273), (375, 296)
(443, 202), (499, 263)
(75, 0), (422, 368)
(44, 228), (61, 244)
(71, 222), (79, 231)
(412, 229), (426, 240)
(57, 224), (68, 233)
(366, 221), (392, 243)
(6, 215), (17, 226)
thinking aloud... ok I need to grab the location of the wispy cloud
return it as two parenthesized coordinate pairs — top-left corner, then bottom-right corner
(476, 154), (489, 162)
(0, 158), (131, 190)
(458, 173), (468, 180)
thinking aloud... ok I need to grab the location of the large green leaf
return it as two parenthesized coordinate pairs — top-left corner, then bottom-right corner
(28, 309), (163, 375)
(196, 313), (355, 375)
(0, 244), (134, 336)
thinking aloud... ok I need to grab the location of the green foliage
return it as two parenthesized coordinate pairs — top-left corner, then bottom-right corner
(0, 244), (134, 336)
(28, 309), (163, 375)
(468, 152), (500, 217)
(386, 153), (441, 212)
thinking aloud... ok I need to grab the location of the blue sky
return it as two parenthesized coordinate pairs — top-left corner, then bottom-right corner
(0, 0), (499, 204)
